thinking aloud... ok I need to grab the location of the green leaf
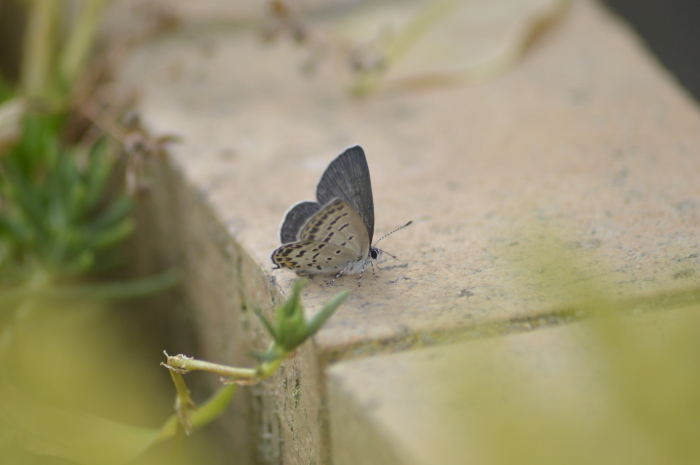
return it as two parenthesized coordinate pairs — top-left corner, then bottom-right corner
(248, 348), (284, 362)
(253, 306), (278, 341)
(56, 249), (95, 276)
(0, 269), (180, 309)
(305, 289), (350, 338)
(4, 157), (49, 239)
(275, 287), (308, 351)
(84, 138), (114, 211)
(87, 196), (133, 230)
(267, 280), (347, 353)
(87, 217), (135, 249)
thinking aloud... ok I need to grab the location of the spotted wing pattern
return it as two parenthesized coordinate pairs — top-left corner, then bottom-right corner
(271, 199), (370, 275)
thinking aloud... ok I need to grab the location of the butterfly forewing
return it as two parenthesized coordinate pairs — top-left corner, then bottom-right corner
(316, 146), (375, 244)
(298, 199), (369, 256)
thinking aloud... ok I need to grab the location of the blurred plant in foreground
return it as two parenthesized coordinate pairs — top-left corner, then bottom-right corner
(432, 229), (700, 465)
(0, 1), (186, 464)
(163, 279), (349, 434)
(0, 115), (133, 284)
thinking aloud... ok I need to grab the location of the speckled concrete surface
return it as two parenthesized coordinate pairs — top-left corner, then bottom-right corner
(327, 304), (700, 465)
(115, 0), (700, 463)
(120, 0), (699, 351)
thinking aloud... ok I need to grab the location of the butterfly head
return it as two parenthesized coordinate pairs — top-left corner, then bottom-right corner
(368, 220), (412, 263)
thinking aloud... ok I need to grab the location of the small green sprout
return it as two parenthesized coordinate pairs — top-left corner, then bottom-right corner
(254, 279), (350, 358)
(162, 279), (349, 433)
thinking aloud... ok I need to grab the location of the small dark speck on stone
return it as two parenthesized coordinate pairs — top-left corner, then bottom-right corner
(565, 239), (600, 250)
(581, 239), (601, 249)
(612, 169), (628, 187)
(677, 201), (696, 212)
(460, 289), (474, 297)
(673, 269), (696, 279)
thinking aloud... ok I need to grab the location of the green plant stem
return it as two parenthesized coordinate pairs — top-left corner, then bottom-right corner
(165, 353), (259, 380)
(59, 0), (109, 92)
(0, 98), (25, 149)
(164, 342), (288, 385)
(0, 269), (181, 310)
(385, 0), (463, 65)
(352, 0), (462, 95)
(258, 355), (285, 378)
(156, 384), (237, 442)
(167, 368), (196, 435)
(21, 0), (60, 103)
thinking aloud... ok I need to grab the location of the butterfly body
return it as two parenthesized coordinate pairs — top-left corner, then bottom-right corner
(271, 146), (382, 284)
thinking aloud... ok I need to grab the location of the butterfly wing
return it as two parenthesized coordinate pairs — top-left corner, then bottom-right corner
(270, 199), (370, 275)
(271, 240), (364, 275)
(279, 201), (321, 244)
(316, 146), (375, 244)
(298, 198), (369, 257)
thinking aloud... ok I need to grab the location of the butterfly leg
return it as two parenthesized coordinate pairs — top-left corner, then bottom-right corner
(354, 260), (381, 287)
(326, 267), (346, 286)
(369, 260), (378, 279)
(356, 263), (366, 287)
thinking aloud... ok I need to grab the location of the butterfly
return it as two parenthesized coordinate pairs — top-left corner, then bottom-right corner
(271, 146), (410, 286)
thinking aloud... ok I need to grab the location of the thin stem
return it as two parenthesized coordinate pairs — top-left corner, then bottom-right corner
(168, 369), (196, 435)
(164, 353), (259, 380)
(0, 269), (181, 310)
(21, 0), (60, 102)
(352, 0), (462, 95)
(384, 0), (463, 66)
(0, 98), (26, 149)
(257, 355), (285, 380)
(59, 0), (109, 92)
(156, 384), (237, 442)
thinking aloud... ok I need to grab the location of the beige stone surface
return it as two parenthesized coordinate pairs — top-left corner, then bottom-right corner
(121, 0), (699, 350)
(115, 0), (700, 463)
(327, 304), (700, 465)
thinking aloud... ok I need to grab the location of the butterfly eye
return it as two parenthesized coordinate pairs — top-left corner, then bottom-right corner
(370, 247), (379, 259)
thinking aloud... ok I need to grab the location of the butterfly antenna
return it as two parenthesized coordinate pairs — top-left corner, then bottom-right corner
(373, 221), (413, 246)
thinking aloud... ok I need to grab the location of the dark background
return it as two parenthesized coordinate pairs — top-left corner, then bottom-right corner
(604, 0), (700, 102)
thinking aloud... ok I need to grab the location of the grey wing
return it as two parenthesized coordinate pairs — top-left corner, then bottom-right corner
(298, 198), (370, 257)
(279, 201), (321, 243)
(271, 240), (363, 275)
(316, 146), (375, 243)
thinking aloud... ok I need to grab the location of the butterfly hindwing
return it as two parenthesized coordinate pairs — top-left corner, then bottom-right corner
(271, 239), (363, 275)
(279, 201), (321, 244)
(316, 146), (375, 244)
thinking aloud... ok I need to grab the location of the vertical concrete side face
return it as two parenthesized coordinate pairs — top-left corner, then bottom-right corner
(130, 154), (325, 465)
(326, 305), (700, 465)
(327, 372), (407, 465)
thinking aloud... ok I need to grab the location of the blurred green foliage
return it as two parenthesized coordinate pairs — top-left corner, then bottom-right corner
(0, 74), (14, 103)
(0, 114), (133, 285)
(0, 2), (189, 464)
